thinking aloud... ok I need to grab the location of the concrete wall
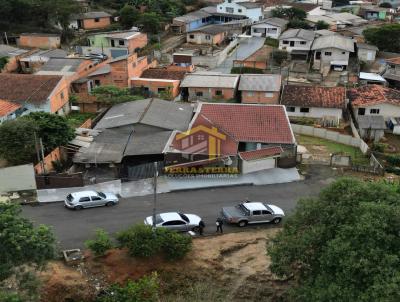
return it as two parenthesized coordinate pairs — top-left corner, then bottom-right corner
(0, 164), (36, 193)
(19, 35), (61, 49)
(251, 24), (282, 39)
(313, 47), (350, 70)
(192, 39), (238, 68)
(358, 48), (376, 62)
(83, 17), (111, 30)
(131, 78), (180, 99)
(187, 31), (226, 46)
(279, 38), (312, 52)
(291, 124), (369, 154)
(241, 157), (276, 174)
(188, 87), (235, 101)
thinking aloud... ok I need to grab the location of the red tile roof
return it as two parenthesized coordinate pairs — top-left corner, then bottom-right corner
(239, 146), (283, 161)
(348, 85), (400, 107)
(197, 103), (295, 144)
(141, 68), (187, 80)
(0, 99), (21, 117)
(282, 85), (346, 109)
(0, 74), (62, 105)
(386, 57), (400, 65)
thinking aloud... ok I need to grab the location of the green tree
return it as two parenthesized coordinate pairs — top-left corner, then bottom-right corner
(315, 20), (329, 30)
(0, 119), (38, 165)
(0, 291), (23, 302)
(139, 12), (161, 34)
(272, 7), (306, 20)
(268, 178), (400, 301)
(97, 273), (159, 302)
(92, 85), (143, 105)
(119, 4), (140, 29)
(85, 229), (113, 257)
(288, 19), (311, 29)
(379, 2), (392, 7)
(0, 57), (8, 71)
(364, 24), (400, 52)
(23, 112), (75, 153)
(271, 49), (288, 66)
(0, 203), (55, 281)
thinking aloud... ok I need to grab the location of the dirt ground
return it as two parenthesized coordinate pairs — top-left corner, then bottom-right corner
(38, 229), (289, 302)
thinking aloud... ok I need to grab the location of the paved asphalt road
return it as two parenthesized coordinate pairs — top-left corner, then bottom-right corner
(22, 166), (336, 249)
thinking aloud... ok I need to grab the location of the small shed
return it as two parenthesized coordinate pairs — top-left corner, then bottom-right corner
(357, 43), (378, 62)
(358, 115), (386, 142)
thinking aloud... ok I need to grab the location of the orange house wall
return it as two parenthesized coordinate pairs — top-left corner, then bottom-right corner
(19, 36), (61, 49)
(127, 33), (148, 52)
(50, 77), (70, 113)
(189, 87), (235, 100)
(241, 91), (280, 104)
(131, 79), (181, 98)
(83, 17), (111, 30)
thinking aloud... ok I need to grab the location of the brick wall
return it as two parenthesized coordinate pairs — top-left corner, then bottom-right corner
(241, 91), (279, 104)
(83, 17), (111, 30)
(34, 147), (66, 174)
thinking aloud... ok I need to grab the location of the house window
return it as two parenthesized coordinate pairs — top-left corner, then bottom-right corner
(226, 7), (234, 13)
(358, 108), (365, 115)
(286, 106), (295, 112)
(282, 40), (289, 45)
(189, 34), (195, 39)
(197, 134), (205, 140)
(370, 108), (380, 114)
(196, 91), (203, 97)
(24, 61), (30, 69)
(247, 91), (254, 96)
(158, 88), (166, 93)
(60, 92), (64, 100)
(238, 9), (242, 12)
(325, 52), (332, 56)
(228, 0), (232, 2)
(265, 92), (273, 97)
(300, 41), (306, 45)
(202, 18), (206, 23)
(342, 51), (346, 54)
(215, 90), (223, 96)
(205, 35), (211, 40)
(119, 39), (125, 46)
(94, 80), (101, 86)
(94, 18), (100, 22)
(300, 107), (310, 113)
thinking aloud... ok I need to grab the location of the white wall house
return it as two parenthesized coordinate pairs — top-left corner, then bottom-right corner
(251, 18), (288, 39)
(349, 85), (400, 123)
(357, 43), (378, 62)
(312, 35), (354, 72)
(281, 85), (346, 126)
(217, 0), (263, 22)
(278, 29), (315, 53)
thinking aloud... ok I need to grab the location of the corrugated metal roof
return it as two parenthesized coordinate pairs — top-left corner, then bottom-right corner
(238, 74), (281, 92)
(279, 29), (315, 41)
(312, 35), (354, 52)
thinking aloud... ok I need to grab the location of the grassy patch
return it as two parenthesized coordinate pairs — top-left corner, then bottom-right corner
(265, 37), (278, 48)
(297, 134), (369, 165)
(66, 112), (96, 129)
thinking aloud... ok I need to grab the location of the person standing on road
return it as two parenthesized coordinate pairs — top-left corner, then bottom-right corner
(216, 217), (223, 234)
(199, 220), (205, 235)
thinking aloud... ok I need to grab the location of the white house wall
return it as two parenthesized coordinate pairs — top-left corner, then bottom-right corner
(353, 103), (400, 121)
(217, 1), (262, 22)
(286, 106), (343, 120)
(313, 47), (350, 70)
(242, 157), (276, 174)
(358, 48), (376, 62)
(251, 24), (281, 39)
(279, 38), (312, 52)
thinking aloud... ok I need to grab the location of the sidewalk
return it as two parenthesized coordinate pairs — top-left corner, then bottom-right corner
(37, 168), (300, 202)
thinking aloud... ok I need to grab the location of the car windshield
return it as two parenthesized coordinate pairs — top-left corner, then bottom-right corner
(155, 214), (164, 224)
(179, 213), (190, 223)
(237, 204), (250, 216)
(66, 194), (73, 201)
(97, 192), (106, 198)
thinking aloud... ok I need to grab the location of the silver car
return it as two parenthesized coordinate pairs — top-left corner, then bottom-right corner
(64, 190), (119, 210)
(144, 212), (202, 232)
(221, 201), (285, 227)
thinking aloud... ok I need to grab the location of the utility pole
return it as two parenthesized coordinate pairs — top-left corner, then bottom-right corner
(33, 132), (41, 170)
(152, 161), (158, 230)
(39, 137), (46, 174)
(4, 32), (8, 45)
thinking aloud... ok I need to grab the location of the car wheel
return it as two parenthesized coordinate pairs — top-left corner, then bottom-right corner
(192, 226), (200, 233)
(105, 201), (115, 207)
(75, 206), (83, 210)
(272, 218), (282, 224)
(238, 220), (248, 227)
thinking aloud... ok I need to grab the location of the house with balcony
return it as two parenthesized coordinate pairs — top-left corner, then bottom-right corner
(87, 30), (148, 54)
(217, 0), (263, 22)
(311, 34), (354, 73)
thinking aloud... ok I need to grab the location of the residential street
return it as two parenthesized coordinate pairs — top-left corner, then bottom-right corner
(22, 166), (336, 249)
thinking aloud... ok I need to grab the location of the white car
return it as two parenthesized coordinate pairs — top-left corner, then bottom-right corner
(64, 190), (119, 210)
(144, 212), (202, 232)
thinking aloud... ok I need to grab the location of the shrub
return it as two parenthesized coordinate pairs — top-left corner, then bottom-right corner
(231, 67), (263, 74)
(97, 273), (159, 302)
(371, 142), (387, 153)
(265, 37), (278, 48)
(271, 49), (288, 65)
(85, 229), (113, 256)
(116, 224), (192, 260)
(116, 224), (161, 258)
(386, 155), (400, 167)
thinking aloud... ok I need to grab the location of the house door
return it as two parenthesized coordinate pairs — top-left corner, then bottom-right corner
(111, 40), (115, 47)
(316, 51), (321, 60)
(290, 41), (295, 47)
